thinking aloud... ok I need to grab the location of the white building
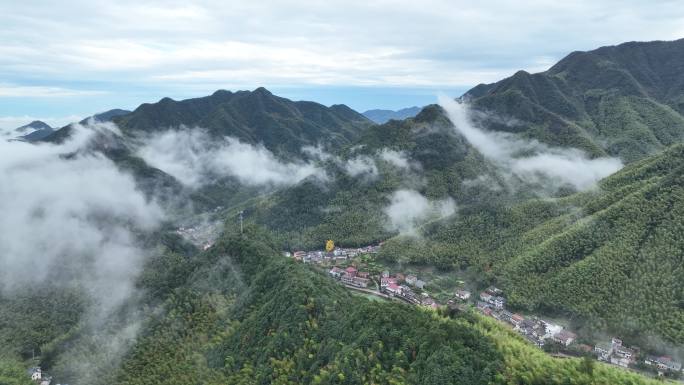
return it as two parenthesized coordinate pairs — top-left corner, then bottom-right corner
(28, 367), (41, 380)
(455, 290), (471, 301)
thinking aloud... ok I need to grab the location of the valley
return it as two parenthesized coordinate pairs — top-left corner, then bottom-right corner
(293, 241), (684, 380)
(3, 36), (684, 385)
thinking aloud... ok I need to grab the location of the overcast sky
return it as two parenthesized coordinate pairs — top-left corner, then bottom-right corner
(1, 0), (683, 129)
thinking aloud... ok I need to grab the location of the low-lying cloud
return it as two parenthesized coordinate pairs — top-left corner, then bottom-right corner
(137, 128), (327, 187)
(343, 155), (378, 178)
(0, 121), (164, 379)
(384, 189), (456, 236)
(439, 96), (623, 191)
(303, 145), (415, 182)
(0, 123), (163, 297)
(379, 148), (414, 170)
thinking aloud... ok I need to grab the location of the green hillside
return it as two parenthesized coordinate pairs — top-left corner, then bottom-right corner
(46, 88), (372, 158)
(9, 39), (684, 384)
(466, 39), (684, 162)
(393, 143), (684, 346)
(112, 228), (670, 385)
(241, 105), (513, 250)
(228, 41), (684, 349)
(35, 226), (669, 385)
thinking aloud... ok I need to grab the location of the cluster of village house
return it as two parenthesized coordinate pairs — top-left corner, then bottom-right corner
(289, 244), (683, 377)
(287, 245), (381, 264)
(175, 225), (215, 251)
(594, 338), (683, 374)
(472, 287), (578, 348)
(328, 266), (439, 308)
(26, 367), (67, 385)
(472, 288), (683, 375)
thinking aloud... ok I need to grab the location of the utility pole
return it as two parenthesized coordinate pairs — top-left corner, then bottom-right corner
(238, 210), (244, 235)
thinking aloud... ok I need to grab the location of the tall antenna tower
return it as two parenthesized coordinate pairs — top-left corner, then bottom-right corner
(238, 210), (244, 234)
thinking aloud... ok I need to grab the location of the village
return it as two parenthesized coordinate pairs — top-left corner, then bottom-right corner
(25, 367), (67, 385)
(288, 241), (684, 380)
(174, 206), (225, 251)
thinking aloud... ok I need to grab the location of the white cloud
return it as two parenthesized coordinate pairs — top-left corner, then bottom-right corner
(136, 128), (327, 187)
(439, 96), (623, 191)
(343, 155), (379, 178)
(303, 145), (389, 180)
(384, 189), (456, 236)
(1, 0), (683, 98)
(379, 149), (414, 169)
(0, 120), (168, 380)
(0, 83), (104, 98)
(0, 122), (163, 309)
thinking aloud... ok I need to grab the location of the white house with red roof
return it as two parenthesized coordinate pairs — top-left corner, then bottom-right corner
(386, 283), (402, 295)
(380, 277), (397, 288)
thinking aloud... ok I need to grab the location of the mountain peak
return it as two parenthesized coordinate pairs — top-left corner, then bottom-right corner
(212, 89), (233, 98)
(15, 120), (52, 133)
(362, 106), (422, 124)
(252, 87), (273, 96)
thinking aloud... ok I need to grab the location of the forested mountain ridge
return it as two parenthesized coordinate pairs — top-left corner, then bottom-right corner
(45, 87), (372, 158)
(0, 224), (671, 384)
(381, 143), (684, 347)
(116, 87), (372, 156)
(363, 106), (422, 123)
(465, 39), (684, 162)
(39, 88), (376, 214)
(6, 38), (684, 384)
(112, 228), (671, 385)
(242, 104), (515, 249)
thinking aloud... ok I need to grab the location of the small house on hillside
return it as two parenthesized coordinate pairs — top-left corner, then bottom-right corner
(386, 283), (402, 295)
(455, 289), (471, 301)
(645, 356), (682, 372)
(351, 277), (370, 288)
(380, 277), (397, 288)
(552, 330), (576, 347)
(28, 367), (41, 381)
(486, 286), (503, 295)
(480, 292), (493, 303)
(595, 342), (613, 361)
(329, 267), (343, 278)
(511, 314), (524, 326)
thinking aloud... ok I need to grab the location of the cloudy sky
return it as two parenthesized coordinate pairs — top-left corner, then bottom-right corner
(1, 0), (683, 129)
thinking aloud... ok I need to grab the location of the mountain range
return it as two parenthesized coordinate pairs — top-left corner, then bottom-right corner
(363, 106), (422, 123)
(4, 38), (684, 384)
(13, 120), (54, 141)
(465, 39), (684, 162)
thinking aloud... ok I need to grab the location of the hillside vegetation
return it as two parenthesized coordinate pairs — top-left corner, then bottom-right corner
(373, 143), (684, 346)
(466, 39), (684, 162)
(112, 227), (668, 385)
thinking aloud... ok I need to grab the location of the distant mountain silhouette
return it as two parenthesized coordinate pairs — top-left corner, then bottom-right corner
(363, 106), (421, 123)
